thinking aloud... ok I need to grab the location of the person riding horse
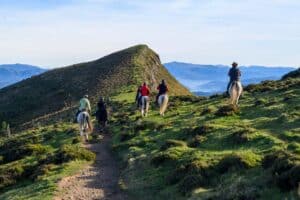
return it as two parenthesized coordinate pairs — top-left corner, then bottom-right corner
(95, 97), (108, 131)
(140, 83), (150, 117)
(75, 95), (91, 122)
(227, 62), (241, 96)
(156, 80), (169, 105)
(135, 85), (143, 108)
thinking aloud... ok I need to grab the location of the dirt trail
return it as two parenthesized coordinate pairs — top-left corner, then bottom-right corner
(54, 133), (127, 200)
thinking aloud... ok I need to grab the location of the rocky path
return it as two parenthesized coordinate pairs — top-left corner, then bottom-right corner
(54, 133), (127, 200)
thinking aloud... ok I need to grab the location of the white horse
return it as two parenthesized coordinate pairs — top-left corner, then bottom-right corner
(140, 96), (150, 117)
(229, 81), (243, 105)
(77, 111), (93, 141)
(158, 94), (169, 116)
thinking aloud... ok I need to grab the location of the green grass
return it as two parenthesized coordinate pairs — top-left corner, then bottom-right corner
(110, 77), (300, 199)
(0, 123), (93, 200)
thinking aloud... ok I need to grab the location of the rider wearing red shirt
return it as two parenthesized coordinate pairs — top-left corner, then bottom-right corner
(140, 82), (150, 96)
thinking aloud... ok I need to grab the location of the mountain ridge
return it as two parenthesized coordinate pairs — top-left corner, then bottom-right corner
(0, 64), (46, 88)
(0, 45), (190, 128)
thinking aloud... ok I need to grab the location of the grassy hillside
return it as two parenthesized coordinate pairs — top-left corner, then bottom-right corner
(109, 72), (300, 199)
(0, 45), (191, 199)
(0, 45), (190, 129)
(0, 45), (298, 199)
(0, 123), (95, 199)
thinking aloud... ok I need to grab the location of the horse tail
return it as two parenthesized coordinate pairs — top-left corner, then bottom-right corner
(160, 95), (169, 114)
(86, 114), (93, 132)
(230, 82), (238, 105)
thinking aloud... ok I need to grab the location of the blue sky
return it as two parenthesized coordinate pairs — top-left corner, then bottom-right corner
(0, 0), (299, 68)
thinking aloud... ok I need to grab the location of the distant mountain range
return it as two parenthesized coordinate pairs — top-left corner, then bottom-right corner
(0, 64), (47, 88)
(164, 62), (296, 95)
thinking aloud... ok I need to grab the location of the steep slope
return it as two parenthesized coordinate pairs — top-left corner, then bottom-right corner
(0, 45), (190, 128)
(0, 64), (46, 88)
(110, 72), (300, 199)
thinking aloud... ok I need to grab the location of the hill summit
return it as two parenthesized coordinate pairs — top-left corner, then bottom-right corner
(0, 45), (190, 128)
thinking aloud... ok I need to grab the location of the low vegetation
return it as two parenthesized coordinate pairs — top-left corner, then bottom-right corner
(110, 74), (300, 199)
(0, 123), (94, 199)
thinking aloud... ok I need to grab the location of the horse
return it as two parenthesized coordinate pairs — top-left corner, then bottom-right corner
(158, 94), (169, 116)
(229, 81), (243, 105)
(140, 96), (150, 117)
(77, 111), (93, 141)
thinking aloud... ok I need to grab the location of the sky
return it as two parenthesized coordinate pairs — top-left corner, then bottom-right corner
(0, 0), (299, 68)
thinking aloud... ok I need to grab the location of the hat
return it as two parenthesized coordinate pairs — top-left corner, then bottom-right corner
(84, 94), (89, 98)
(232, 62), (238, 67)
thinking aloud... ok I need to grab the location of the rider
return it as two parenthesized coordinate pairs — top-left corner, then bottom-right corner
(227, 62), (241, 95)
(135, 85), (143, 107)
(156, 80), (169, 105)
(95, 97), (108, 131)
(75, 94), (91, 122)
(141, 82), (150, 98)
(79, 94), (91, 113)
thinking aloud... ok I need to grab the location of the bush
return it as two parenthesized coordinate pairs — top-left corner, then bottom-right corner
(215, 176), (260, 200)
(24, 144), (51, 155)
(56, 145), (96, 163)
(201, 107), (215, 115)
(0, 163), (25, 189)
(119, 132), (136, 142)
(254, 98), (267, 106)
(30, 164), (55, 181)
(178, 174), (207, 195)
(72, 136), (82, 144)
(262, 151), (300, 190)
(186, 124), (214, 137)
(166, 160), (210, 185)
(134, 121), (164, 133)
(160, 139), (187, 151)
(151, 148), (185, 167)
(217, 153), (260, 173)
(188, 135), (206, 148)
(231, 128), (255, 144)
(215, 105), (239, 117)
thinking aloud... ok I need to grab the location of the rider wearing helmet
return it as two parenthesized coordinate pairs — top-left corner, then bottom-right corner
(156, 80), (169, 104)
(227, 62), (241, 95)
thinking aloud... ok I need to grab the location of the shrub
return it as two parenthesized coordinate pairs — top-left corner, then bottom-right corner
(215, 105), (239, 117)
(262, 150), (288, 169)
(72, 136), (82, 144)
(166, 160), (210, 185)
(56, 145), (96, 163)
(231, 128), (255, 144)
(254, 98), (267, 106)
(151, 148), (184, 167)
(178, 174), (207, 195)
(262, 151), (300, 190)
(201, 107), (215, 115)
(119, 132), (136, 142)
(287, 142), (300, 153)
(186, 124), (214, 137)
(160, 139), (187, 151)
(30, 164), (55, 181)
(215, 176), (260, 200)
(0, 163), (25, 189)
(134, 121), (164, 132)
(188, 135), (206, 148)
(217, 153), (260, 173)
(24, 144), (51, 155)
